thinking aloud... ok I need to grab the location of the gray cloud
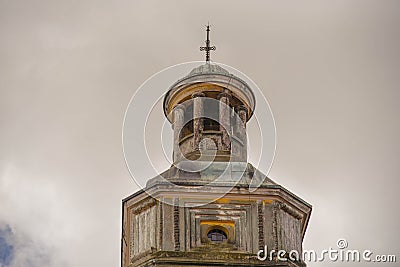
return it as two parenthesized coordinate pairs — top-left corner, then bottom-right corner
(0, 0), (399, 266)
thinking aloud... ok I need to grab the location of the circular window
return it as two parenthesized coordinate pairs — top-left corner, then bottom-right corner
(207, 228), (227, 242)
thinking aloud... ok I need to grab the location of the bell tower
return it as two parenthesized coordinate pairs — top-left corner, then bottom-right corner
(164, 62), (254, 163)
(121, 27), (312, 267)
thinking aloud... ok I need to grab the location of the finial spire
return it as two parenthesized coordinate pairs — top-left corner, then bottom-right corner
(200, 23), (216, 62)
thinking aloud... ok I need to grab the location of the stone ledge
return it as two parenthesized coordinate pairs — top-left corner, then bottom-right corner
(131, 250), (306, 267)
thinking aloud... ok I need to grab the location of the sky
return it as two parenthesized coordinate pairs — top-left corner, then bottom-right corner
(1, 1), (399, 266)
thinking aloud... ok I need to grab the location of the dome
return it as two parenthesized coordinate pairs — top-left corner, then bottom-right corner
(187, 63), (230, 76)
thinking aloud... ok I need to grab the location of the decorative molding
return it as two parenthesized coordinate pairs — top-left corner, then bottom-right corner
(279, 202), (303, 220)
(272, 201), (279, 252)
(131, 198), (157, 215)
(159, 202), (163, 249)
(257, 202), (264, 250)
(129, 210), (135, 258)
(191, 92), (205, 98)
(217, 91), (232, 101)
(174, 204), (180, 251)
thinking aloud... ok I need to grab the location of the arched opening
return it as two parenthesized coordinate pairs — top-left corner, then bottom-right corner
(203, 98), (220, 131)
(181, 103), (193, 139)
(207, 228), (227, 242)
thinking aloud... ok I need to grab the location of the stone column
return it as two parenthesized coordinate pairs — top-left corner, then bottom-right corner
(218, 91), (232, 150)
(235, 105), (248, 161)
(192, 92), (205, 150)
(172, 104), (185, 162)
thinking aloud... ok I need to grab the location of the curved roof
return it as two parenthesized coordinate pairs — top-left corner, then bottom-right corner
(187, 63), (230, 76)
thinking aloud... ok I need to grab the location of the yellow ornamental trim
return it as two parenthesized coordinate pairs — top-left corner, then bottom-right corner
(200, 220), (235, 228)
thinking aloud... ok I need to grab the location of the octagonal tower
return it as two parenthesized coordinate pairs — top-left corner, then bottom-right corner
(122, 27), (312, 267)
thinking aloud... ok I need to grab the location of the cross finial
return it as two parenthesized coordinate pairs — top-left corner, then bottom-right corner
(200, 23), (216, 62)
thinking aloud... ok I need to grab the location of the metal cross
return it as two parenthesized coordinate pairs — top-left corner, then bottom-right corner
(200, 24), (216, 62)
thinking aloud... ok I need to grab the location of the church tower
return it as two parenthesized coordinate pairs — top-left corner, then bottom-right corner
(121, 26), (312, 267)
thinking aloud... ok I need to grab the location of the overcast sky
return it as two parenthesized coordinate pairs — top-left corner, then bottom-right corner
(1, 1), (399, 266)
